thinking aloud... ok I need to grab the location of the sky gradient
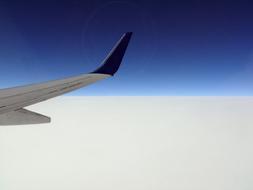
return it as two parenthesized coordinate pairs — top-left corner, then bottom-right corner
(1, 0), (253, 95)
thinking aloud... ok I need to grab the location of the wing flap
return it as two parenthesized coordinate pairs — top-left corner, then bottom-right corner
(0, 108), (50, 125)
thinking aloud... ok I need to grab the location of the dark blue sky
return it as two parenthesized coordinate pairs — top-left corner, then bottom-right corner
(0, 0), (253, 95)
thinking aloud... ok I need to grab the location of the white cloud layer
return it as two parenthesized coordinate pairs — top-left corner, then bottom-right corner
(1, 97), (253, 190)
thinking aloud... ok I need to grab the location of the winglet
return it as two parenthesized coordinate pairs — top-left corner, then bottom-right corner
(91, 32), (132, 76)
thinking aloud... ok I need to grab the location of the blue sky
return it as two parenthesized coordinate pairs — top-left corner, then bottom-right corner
(0, 0), (253, 95)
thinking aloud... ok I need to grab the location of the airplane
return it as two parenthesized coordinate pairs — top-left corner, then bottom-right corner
(0, 32), (132, 125)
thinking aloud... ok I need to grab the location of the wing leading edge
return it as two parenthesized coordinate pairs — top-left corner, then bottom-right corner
(0, 32), (132, 125)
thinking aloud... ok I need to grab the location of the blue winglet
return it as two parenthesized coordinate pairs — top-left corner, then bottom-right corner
(91, 32), (132, 76)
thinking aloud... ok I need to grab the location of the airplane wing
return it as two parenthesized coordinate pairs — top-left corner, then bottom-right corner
(0, 32), (132, 125)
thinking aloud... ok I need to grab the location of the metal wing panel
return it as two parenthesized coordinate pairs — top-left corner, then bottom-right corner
(0, 73), (110, 114)
(0, 108), (50, 125)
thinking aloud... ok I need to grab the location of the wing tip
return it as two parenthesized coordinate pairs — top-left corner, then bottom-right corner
(91, 32), (133, 76)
